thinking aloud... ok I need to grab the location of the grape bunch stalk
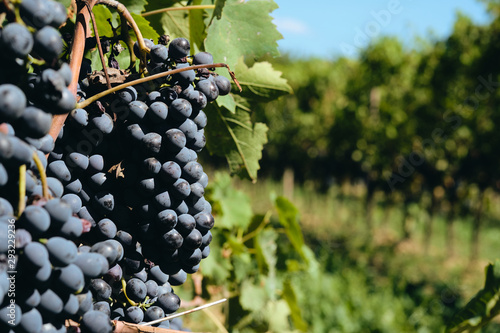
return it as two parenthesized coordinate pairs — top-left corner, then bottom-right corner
(0, 0), (237, 332)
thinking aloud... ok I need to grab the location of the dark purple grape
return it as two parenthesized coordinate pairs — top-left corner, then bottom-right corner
(168, 37), (190, 60)
(126, 278), (147, 303)
(193, 52), (213, 65)
(81, 310), (113, 333)
(133, 38), (155, 58)
(169, 98), (192, 120)
(125, 306), (144, 323)
(147, 101), (169, 122)
(196, 78), (219, 101)
(161, 229), (183, 249)
(214, 75), (232, 95)
(150, 44), (168, 63)
(127, 100), (148, 121)
(118, 86), (137, 103)
(157, 209), (177, 231)
(33, 26), (63, 61)
(142, 132), (162, 155)
(163, 129), (186, 152)
(194, 212), (214, 231)
(0, 84), (26, 123)
(192, 110), (207, 129)
(20, 0), (53, 28)
(145, 305), (164, 322)
(45, 236), (78, 266)
(69, 108), (89, 126)
(1, 23), (33, 58)
(157, 292), (181, 314)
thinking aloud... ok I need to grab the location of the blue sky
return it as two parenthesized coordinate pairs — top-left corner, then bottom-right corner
(272, 0), (493, 59)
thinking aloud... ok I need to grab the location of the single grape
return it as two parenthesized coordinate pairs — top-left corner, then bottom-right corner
(215, 75), (232, 95)
(169, 98), (192, 120)
(150, 44), (168, 63)
(126, 278), (148, 303)
(45, 236), (78, 266)
(33, 26), (63, 61)
(1, 23), (34, 58)
(118, 86), (138, 103)
(18, 308), (42, 333)
(168, 37), (190, 60)
(193, 51), (214, 65)
(80, 310), (113, 333)
(196, 78), (219, 102)
(0, 84), (26, 123)
(20, 0), (53, 28)
(157, 292), (181, 313)
(133, 38), (155, 58)
(163, 129), (186, 153)
(53, 263), (85, 293)
(125, 306), (144, 324)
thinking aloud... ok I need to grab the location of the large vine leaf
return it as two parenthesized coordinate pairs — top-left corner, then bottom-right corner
(120, 0), (148, 14)
(188, 0), (208, 53)
(91, 5), (115, 38)
(205, 105), (268, 181)
(205, 0), (282, 69)
(275, 196), (308, 263)
(210, 173), (253, 229)
(446, 260), (500, 333)
(235, 57), (292, 101)
(129, 13), (160, 41)
(283, 279), (309, 332)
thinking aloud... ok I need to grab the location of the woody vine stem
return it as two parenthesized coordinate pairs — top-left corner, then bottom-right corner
(48, 0), (240, 143)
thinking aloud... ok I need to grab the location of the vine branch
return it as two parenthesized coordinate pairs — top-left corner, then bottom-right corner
(48, 0), (99, 142)
(77, 63), (241, 109)
(142, 5), (215, 17)
(84, 0), (112, 90)
(97, 0), (150, 69)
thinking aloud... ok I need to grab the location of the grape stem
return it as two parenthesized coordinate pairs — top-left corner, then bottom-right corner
(48, 0), (150, 143)
(84, 0), (112, 90)
(76, 63), (242, 109)
(17, 164), (26, 218)
(48, 0), (99, 142)
(120, 277), (138, 306)
(141, 4), (215, 17)
(32, 151), (49, 199)
(96, 0), (150, 70)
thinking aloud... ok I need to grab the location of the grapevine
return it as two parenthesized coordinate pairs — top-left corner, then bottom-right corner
(0, 0), (241, 332)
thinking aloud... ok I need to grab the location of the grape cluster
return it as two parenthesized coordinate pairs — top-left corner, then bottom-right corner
(0, 1), (230, 328)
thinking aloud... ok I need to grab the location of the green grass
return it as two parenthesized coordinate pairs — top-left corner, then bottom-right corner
(230, 176), (500, 308)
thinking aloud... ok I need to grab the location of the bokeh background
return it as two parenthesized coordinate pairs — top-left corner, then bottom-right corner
(188, 0), (500, 332)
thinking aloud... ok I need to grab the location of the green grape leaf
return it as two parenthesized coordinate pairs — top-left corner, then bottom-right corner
(234, 58), (292, 102)
(160, 3), (191, 40)
(205, 105), (268, 181)
(205, 0), (282, 69)
(211, 173), (253, 229)
(55, 0), (71, 8)
(211, 0), (226, 21)
(189, 0), (207, 53)
(446, 260), (500, 333)
(240, 280), (268, 312)
(282, 280), (308, 332)
(199, 231), (232, 284)
(130, 12), (160, 41)
(216, 93), (236, 113)
(91, 5), (115, 38)
(266, 300), (292, 332)
(275, 196), (308, 263)
(254, 228), (277, 275)
(120, 0), (148, 14)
